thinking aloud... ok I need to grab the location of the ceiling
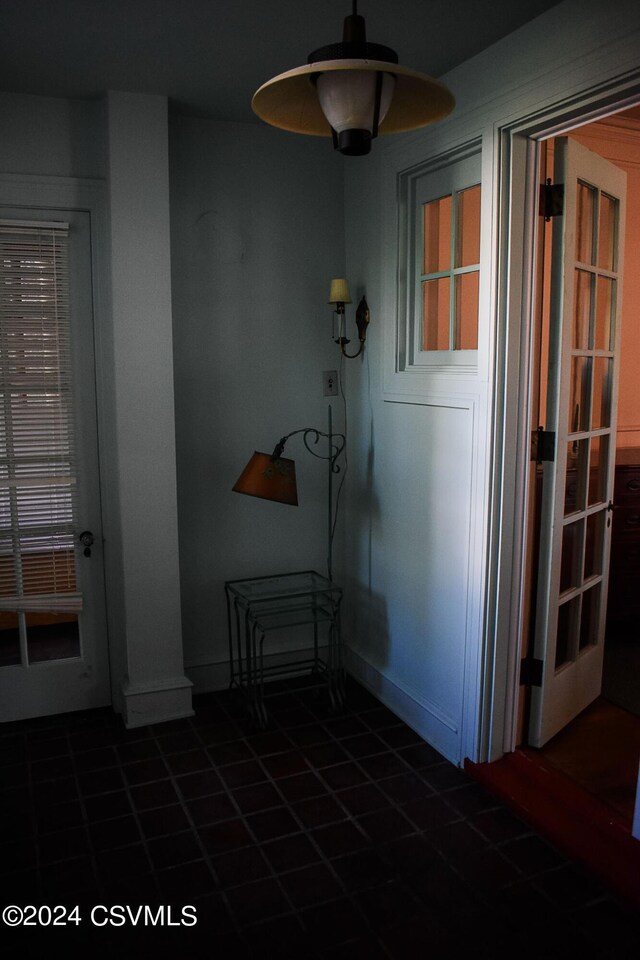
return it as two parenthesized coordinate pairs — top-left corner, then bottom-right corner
(0, 0), (564, 123)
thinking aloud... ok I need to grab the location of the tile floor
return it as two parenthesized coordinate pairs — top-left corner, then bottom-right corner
(0, 676), (638, 958)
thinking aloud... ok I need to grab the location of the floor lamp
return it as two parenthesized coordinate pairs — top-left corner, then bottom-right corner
(232, 406), (345, 581)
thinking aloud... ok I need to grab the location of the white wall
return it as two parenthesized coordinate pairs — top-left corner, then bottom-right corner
(0, 92), (106, 178)
(342, 147), (486, 765)
(343, 0), (640, 765)
(4, 0), (640, 756)
(0, 91), (193, 726)
(0, 90), (346, 720)
(169, 118), (346, 688)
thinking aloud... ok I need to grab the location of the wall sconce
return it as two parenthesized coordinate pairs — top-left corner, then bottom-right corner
(329, 278), (370, 358)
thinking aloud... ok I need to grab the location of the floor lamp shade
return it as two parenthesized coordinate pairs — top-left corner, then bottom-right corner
(232, 452), (298, 506)
(232, 410), (344, 579)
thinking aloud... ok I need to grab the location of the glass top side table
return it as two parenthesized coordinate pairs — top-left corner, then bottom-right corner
(225, 570), (344, 727)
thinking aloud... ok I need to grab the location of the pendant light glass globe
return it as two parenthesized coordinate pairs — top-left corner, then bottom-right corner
(316, 70), (395, 136)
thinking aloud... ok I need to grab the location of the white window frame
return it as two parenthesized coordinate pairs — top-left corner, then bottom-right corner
(394, 140), (482, 377)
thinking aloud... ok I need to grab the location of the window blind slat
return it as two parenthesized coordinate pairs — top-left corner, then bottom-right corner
(0, 221), (82, 614)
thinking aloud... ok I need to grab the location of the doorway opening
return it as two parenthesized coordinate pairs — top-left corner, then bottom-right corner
(518, 106), (640, 832)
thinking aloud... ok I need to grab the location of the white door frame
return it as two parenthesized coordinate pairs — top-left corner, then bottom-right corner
(482, 73), (640, 764)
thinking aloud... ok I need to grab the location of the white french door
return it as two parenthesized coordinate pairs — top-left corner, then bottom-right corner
(0, 207), (109, 721)
(529, 137), (627, 748)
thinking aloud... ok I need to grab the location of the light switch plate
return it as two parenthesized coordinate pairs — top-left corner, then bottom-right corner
(322, 370), (338, 397)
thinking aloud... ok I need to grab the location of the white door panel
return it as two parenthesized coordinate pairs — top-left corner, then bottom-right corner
(0, 207), (109, 720)
(529, 138), (627, 747)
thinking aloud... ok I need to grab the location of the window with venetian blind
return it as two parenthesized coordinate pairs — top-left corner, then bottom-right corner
(0, 220), (81, 646)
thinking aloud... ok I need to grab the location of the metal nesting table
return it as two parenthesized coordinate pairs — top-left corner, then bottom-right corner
(225, 570), (344, 728)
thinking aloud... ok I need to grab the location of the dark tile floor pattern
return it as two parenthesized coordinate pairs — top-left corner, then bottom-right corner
(1, 677), (638, 958)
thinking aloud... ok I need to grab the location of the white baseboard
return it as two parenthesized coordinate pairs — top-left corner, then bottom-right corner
(120, 675), (194, 728)
(186, 644), (461, 766)
(345, 647), (461, 766)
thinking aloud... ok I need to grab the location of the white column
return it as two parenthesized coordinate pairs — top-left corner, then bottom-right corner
(106, 91), (192, 726)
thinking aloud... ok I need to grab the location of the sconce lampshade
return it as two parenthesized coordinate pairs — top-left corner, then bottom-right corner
(328, 278), (352, 304)
(232, 452), (298, 506)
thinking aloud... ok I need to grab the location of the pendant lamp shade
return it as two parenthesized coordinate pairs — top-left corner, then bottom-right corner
(251, 5), (455, 155)
(253, 59), (454, 137)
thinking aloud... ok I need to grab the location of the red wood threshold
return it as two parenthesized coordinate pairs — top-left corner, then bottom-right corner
(465, 749), (640, 910)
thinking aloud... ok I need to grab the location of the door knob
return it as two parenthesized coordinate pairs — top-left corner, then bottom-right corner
(79, 530), (95, 557)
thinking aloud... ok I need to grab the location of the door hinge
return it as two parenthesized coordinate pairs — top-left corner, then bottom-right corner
(540, 179), (564, 220)
(531, 427), (555, 463)
(520, 657), (543, 687)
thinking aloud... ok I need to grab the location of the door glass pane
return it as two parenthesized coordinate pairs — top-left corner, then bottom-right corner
(594, 276), (615, 351)
(555, 597), (578, 669)
(576, 182), (595, 264)
(423, 196), (451, 274)
(0, 612), (21, 666)
(560, 519), (583, 594)
(579, 585), (600, 651)
(26, 613), (80, 663)
(568, 356), (591, 433)
(455, 184), (480, 267)
(591, 357), (611, 430)
(422, 278), (450, 350)
(588, 434), (609, 506)
(565, 439), (587, 515)
(454, 273), (479, 349)
(573, 269), (592, 350)
(584, 511), (604, 580)
(597, 193), (617, 271)
(20, 546), (77, 600)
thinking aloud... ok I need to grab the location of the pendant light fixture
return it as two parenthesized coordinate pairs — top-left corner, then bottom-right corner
(252, 1), (455, 156)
